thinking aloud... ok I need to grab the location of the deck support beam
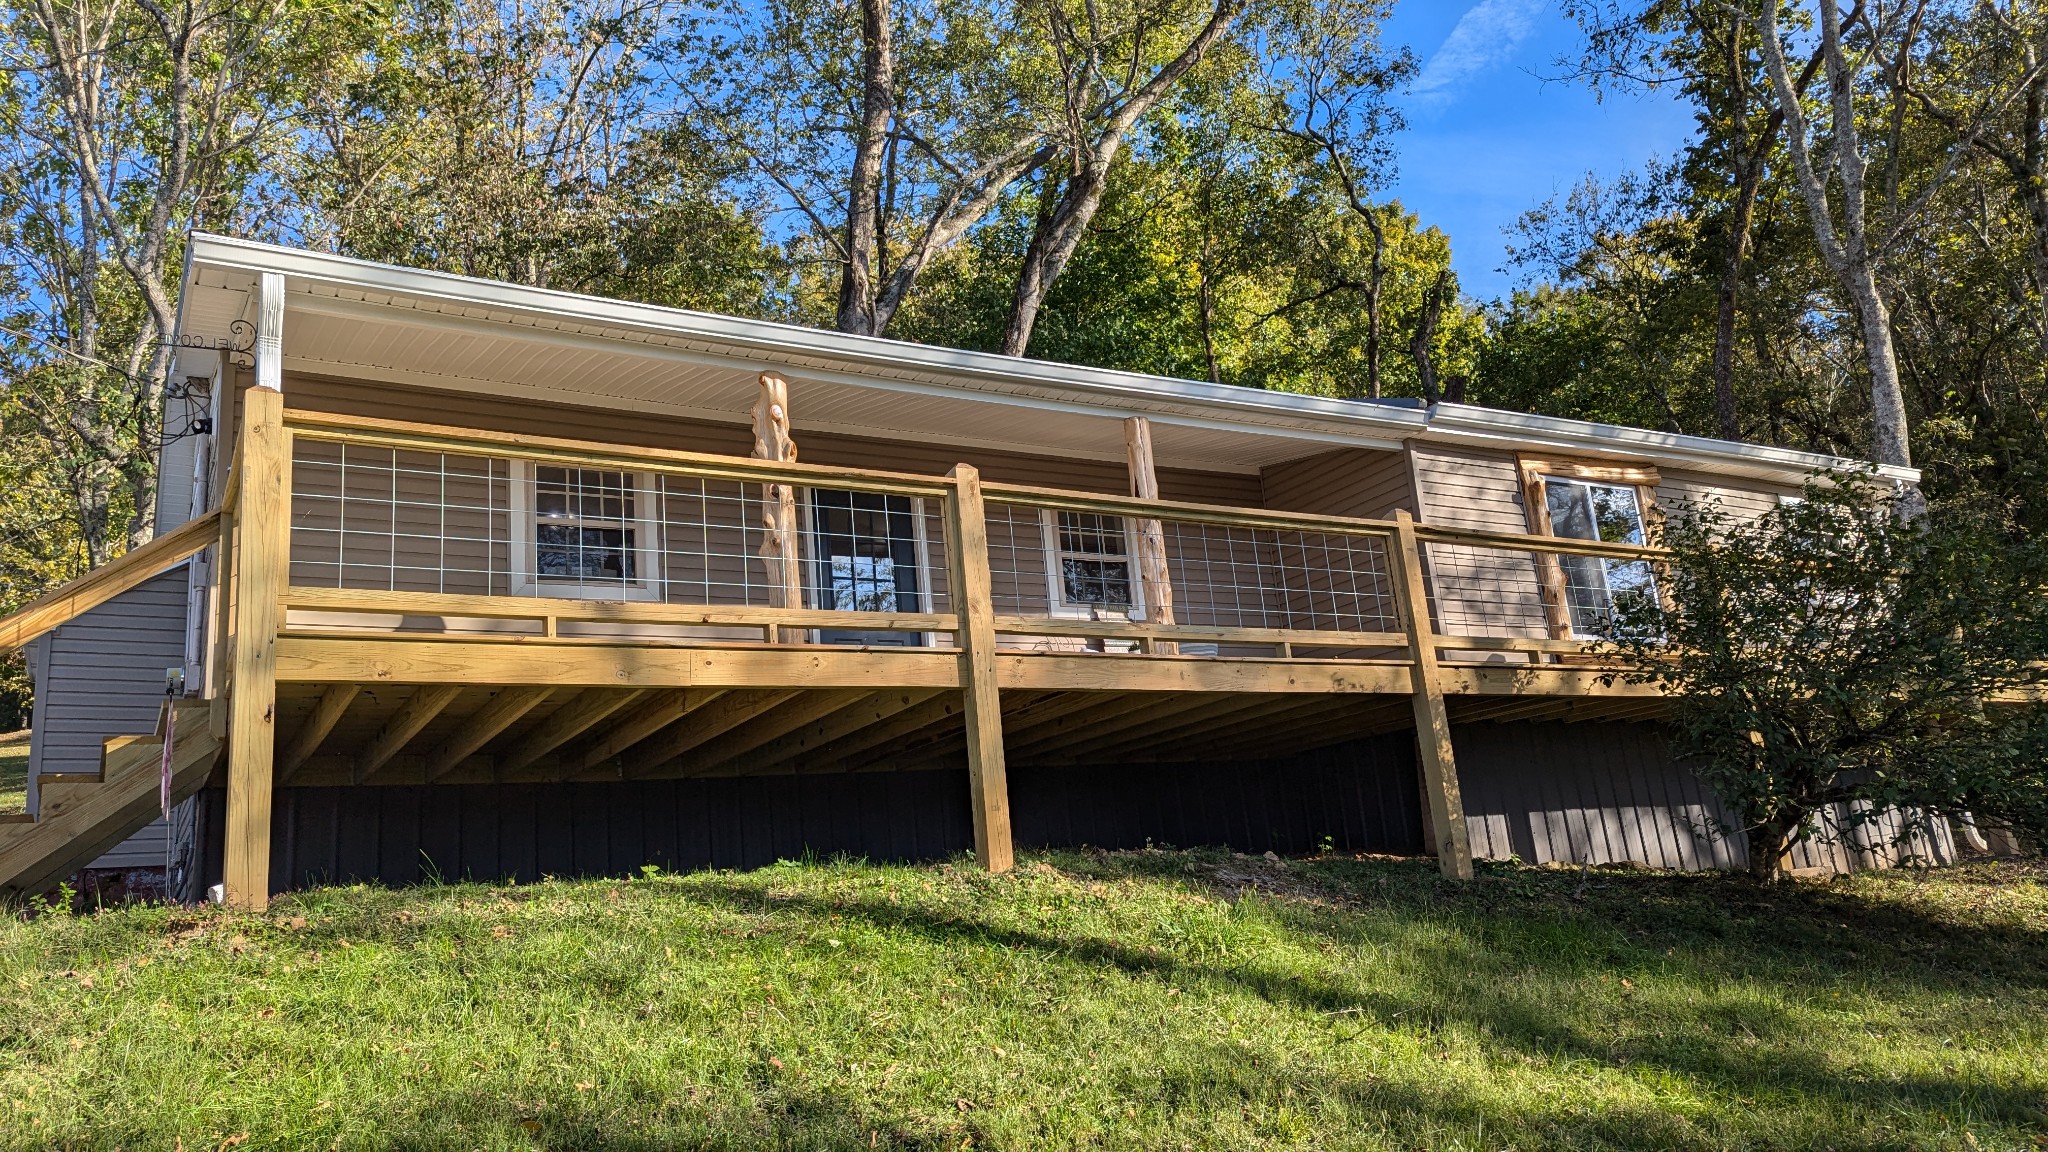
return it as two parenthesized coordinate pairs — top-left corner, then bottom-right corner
(1393, 510), (1473, 880)
(280, 683), (360, 784)
(223, 277), (287, 912)
(947, 465), (1013, 873)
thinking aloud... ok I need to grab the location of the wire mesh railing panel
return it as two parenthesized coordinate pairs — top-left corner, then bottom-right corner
(1167, 522), (1400, 634)
(981, 502), (1400, 636)
(291, 440), (511, 594)
(1421, 542), (1551, 640)
(290, 441), (949, 622)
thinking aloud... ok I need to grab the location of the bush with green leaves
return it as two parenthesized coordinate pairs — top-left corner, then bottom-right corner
(1605, 477), (2048, 881)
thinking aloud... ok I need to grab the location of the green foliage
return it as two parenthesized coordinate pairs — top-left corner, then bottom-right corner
(1607, 479), (2048, 879)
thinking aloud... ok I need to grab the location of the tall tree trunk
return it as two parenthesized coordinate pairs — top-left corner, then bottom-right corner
(999, 0), (1242, 356)
(835, 0), (893, 336)
(1361, 208), (1385, 399)
(1410, 268), (1446, 404)
(1755, 0), (1917, 488)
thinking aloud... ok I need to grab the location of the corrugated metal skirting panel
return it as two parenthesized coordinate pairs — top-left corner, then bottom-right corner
(27, 567), (192, 869)
(197, 734), (1425, 893)
(1456, 720), (1956, 872)
(1457, 721), (1746, 870)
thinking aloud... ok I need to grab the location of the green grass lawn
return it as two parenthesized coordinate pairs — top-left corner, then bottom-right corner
(3, 851), (2044, 1150)
(0, 729), (27, 813)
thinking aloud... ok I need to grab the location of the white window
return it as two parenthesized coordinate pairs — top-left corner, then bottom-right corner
(1542, 476), (1656, 636)
(511, 462), (660, 600)
(1041, 510), (1142, 615)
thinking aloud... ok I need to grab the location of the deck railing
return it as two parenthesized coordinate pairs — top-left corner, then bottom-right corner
(257, 408), (1667, 667)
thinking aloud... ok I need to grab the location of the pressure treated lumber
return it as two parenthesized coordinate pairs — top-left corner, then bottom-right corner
(499, 689), (647, 774)
(623, 688), (802, 776)
(224, 369), (287, 912)
(280, 683), (361, 782)
(566, 688), (723, 774)
(425, 686), (553, 781)
(1393, 510), (1473, 880)
(0, 509), (221, 658)
(945, 465), (1013, 873)
(355, 685), (463, 783)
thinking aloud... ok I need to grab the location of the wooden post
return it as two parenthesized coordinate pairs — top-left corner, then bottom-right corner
(946, 464), (1014, 873)
(751, 373), (804, 643)
(223, 276), (289, 909)
(1123, 417), (1178, 655)
(1392, 509), (1473, 880)
(207, 506), (235, 740)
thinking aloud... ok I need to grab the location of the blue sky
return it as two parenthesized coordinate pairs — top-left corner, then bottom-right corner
(1382, 0), (1697, 302)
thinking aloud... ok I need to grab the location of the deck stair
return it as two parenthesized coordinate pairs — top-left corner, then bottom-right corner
(0, 511), (226, 900)
(0, 702), (221, 900)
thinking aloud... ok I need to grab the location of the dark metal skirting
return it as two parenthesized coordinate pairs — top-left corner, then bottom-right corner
(191, 732), (1427, 893)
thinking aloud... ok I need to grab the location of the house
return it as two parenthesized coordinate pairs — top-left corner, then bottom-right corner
(0, 234), (1953, 910)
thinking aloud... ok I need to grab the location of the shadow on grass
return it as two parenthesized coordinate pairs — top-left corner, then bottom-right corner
(673, 856), (2048, 1137)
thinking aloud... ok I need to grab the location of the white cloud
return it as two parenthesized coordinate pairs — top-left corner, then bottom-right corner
(1411, 0), (1548, 103)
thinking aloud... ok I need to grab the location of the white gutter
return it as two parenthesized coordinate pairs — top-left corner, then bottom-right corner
(182, 233), (1917, 486)
(1422, 404), (1921, 486)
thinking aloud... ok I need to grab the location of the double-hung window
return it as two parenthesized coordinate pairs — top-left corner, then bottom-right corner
(1520, 458), (1659, 638)
(512, 463), (660, 600)
(1047, 511), (1137, 612)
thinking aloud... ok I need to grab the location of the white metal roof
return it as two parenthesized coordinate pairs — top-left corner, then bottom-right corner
(174, 233), (1918, 485)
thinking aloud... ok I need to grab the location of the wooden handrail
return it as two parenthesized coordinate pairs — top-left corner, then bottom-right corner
(0, 510), (221, 657)
(1412, 524), (1669, 563)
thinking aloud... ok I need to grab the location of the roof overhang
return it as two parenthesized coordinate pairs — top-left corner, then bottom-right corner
(173, 233), (1918, 487)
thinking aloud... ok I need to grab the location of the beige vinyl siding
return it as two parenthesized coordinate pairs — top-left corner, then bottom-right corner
(1654, 469), (1798, 531)
(1406, 444), (1549, 639)
(1259, 447), (1416, 520)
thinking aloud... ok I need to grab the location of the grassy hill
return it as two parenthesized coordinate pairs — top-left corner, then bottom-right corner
(2, 850), (2044, 1150)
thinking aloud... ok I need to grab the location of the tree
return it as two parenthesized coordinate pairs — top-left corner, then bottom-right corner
(998, 0), (1246, 355)
(1255, 0), (1411, 396)
(688, 0), (1050, 335)
(288, 0), (778, 312)
(1605, 478), (2048, 880)
(1, 0), (337, 559)
(1751, 1), (2041, 490)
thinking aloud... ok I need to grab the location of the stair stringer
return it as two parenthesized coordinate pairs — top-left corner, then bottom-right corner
(0, 702), (223, 900)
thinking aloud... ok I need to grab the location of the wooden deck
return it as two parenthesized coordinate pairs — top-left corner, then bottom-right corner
(0, 389), (1677, 910)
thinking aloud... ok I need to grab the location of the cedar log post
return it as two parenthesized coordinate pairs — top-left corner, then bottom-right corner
(946, 464), (1014, 872)
(1122, 417), (1177, 654)
(752, 373), (804, 642)
(1392, 509), (1473, 879)
(223, 270), (288, 911)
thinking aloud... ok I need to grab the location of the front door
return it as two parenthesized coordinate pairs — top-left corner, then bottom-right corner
(810, 490), (926, 646)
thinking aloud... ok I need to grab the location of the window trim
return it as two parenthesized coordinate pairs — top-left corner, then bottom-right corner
(1037, 508), (1145, 619)
(1517, 455), (1661, 639)
(509, 459), (663, 601)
